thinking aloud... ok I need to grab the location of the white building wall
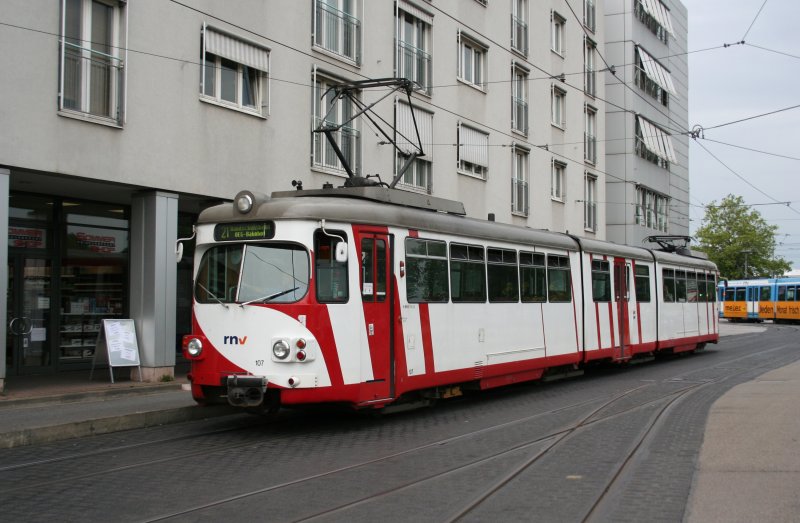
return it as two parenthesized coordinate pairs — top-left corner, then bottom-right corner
(0, 0), (608, 382)
(604, 0), (689, 247)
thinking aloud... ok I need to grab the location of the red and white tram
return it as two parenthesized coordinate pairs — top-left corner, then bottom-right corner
(182, 187), (719, 411)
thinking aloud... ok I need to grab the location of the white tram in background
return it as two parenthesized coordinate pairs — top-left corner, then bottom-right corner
(182, 186), (719, 412)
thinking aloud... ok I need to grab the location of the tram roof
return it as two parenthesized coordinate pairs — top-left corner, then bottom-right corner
(198, 187), (579, 251)
(197, 187), (718, 269)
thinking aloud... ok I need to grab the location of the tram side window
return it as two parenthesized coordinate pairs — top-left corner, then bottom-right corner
(760, 286), (771, 301)
(314, 230), (348, 303)
(696, 273), (706, 302)
(778, 286), (786, 301)
(675, 270), (687, 302)
(788, 286), (796, 301)
(662, 269), (675, 302)
(724, 288), (734, 301)
(591, 259), (611, 302)
(687, 272), (698, 303)
(547, 255), (572, 302)
(520, 251), (547, 302)
(450, 243), (487, 302)
(405, 238), (448, 303)
(735, 287), (746, 301)
(487, 248), (519, 302)
(707, 275), (717, 302)
(635, 265), (651, 302)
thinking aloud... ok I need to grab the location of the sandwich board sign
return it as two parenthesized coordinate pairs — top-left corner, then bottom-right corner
(90, 319), (142, 383)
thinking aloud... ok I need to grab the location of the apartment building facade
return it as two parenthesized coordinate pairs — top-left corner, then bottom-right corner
(604, 0), (690, 246)
(0, 0), (605, 388)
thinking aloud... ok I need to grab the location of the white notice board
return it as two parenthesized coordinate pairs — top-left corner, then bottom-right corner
(90, 319), (142, 383)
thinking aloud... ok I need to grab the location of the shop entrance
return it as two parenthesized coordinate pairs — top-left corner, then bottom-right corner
(7, 255), (55, 374)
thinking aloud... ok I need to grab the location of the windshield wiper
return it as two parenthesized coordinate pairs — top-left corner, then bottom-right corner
(239, 287), (301, 307)
(196, 282), (229, 308)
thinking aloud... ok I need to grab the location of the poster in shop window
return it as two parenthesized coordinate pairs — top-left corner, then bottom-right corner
(90, 319), (142, 383)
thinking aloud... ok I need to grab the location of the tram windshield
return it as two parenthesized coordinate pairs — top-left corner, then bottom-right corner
(195, 244), (309, 304)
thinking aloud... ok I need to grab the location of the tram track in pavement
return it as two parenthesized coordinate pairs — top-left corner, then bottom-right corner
(1, 325), (796, 522)
(138, 334), (799, 522)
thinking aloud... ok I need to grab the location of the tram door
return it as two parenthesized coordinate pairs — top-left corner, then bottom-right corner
(613, 259), (632, 360)
(356, 230), (394, 402)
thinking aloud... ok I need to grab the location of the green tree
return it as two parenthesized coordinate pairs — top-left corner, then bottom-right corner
(694, 194), (790, 279)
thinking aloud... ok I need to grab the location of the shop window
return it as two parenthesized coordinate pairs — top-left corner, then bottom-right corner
(59, 201), (129, 363)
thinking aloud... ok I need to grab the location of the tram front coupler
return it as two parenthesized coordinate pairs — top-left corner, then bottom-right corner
(226, 375), (268, 407)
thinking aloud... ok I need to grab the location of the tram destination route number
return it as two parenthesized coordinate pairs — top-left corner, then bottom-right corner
(214, 221), (275, 242)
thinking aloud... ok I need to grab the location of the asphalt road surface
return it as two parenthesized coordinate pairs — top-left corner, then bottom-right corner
(1, 322), (797, 523)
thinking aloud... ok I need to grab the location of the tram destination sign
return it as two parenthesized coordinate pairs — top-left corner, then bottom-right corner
(214, 221), (275, 242)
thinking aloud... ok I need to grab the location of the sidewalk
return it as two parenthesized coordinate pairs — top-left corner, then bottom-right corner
(685, 358), (800, 522)
(0, 365), (235, 449)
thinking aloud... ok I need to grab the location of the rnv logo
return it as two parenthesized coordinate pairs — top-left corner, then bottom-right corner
(223, 335), (248, 345)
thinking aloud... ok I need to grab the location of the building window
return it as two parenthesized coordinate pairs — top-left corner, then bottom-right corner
(551, 86), (566, 128)
(511, 0), (528, 55)
(551, 160), (566, 201)
(201, 27), (270, 116)
(584, 0), (596, 32)
(512, 64), (529, 134)
(634, 46), (673, 107)
(458, 124), (489, 179)
(396, 102), (433, 193)
(635, 186), (669, 232)
(397, 3), (433, 94)
(59, 0), (126, 124)
(458, 32), (488, 90)
(312, 71), (360, 175)
(634, 0), (673, 44)
(512, 146), (529, 216)
(551, 11), (566, 56)
(584, 105), (597, 164)
(584, 38), (596, 97)
(313, 0), (361, 64)
(584, 173), (597, 232)
(635, 116), (675, 170)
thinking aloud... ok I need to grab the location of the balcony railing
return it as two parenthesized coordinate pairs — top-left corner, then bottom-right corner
(584, 201), (597, 231)
(511, 15), (528, 55)
(313, 118), (361, 174)
(584, 132), (597, 164)
(397, 40), (432, 93)
(512, 178), (529, 215)
(585, 65), (596, 96)
(314, 1), (361, 63)
(512, 96), (528, 134)
(61, 42), (123, 123)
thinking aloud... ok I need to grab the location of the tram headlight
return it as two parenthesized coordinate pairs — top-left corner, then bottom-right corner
(235, 191), (254, 214)
(272, 339), (290, 360)
(186, 338), (203, 357)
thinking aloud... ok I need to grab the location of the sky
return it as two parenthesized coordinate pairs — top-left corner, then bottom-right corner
(684, 0), (800, 269)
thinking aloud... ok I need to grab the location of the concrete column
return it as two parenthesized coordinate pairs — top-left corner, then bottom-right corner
(0, 169), (8, 392)
(129, 191), (178, 382)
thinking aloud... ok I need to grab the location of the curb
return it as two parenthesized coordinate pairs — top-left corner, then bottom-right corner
(0, 383), (185, 410)
(0, 404), (237, 449)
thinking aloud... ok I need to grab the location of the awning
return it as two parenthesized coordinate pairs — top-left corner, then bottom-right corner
(640, 0), (674, 36)
(398, 0), (434, 25)
(637, 116), (676, 163)
(637, 46), (676, 95)
(205, 27), (270, 72)
(396, 102), (433, 157)
(459, 124), (489, 167)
